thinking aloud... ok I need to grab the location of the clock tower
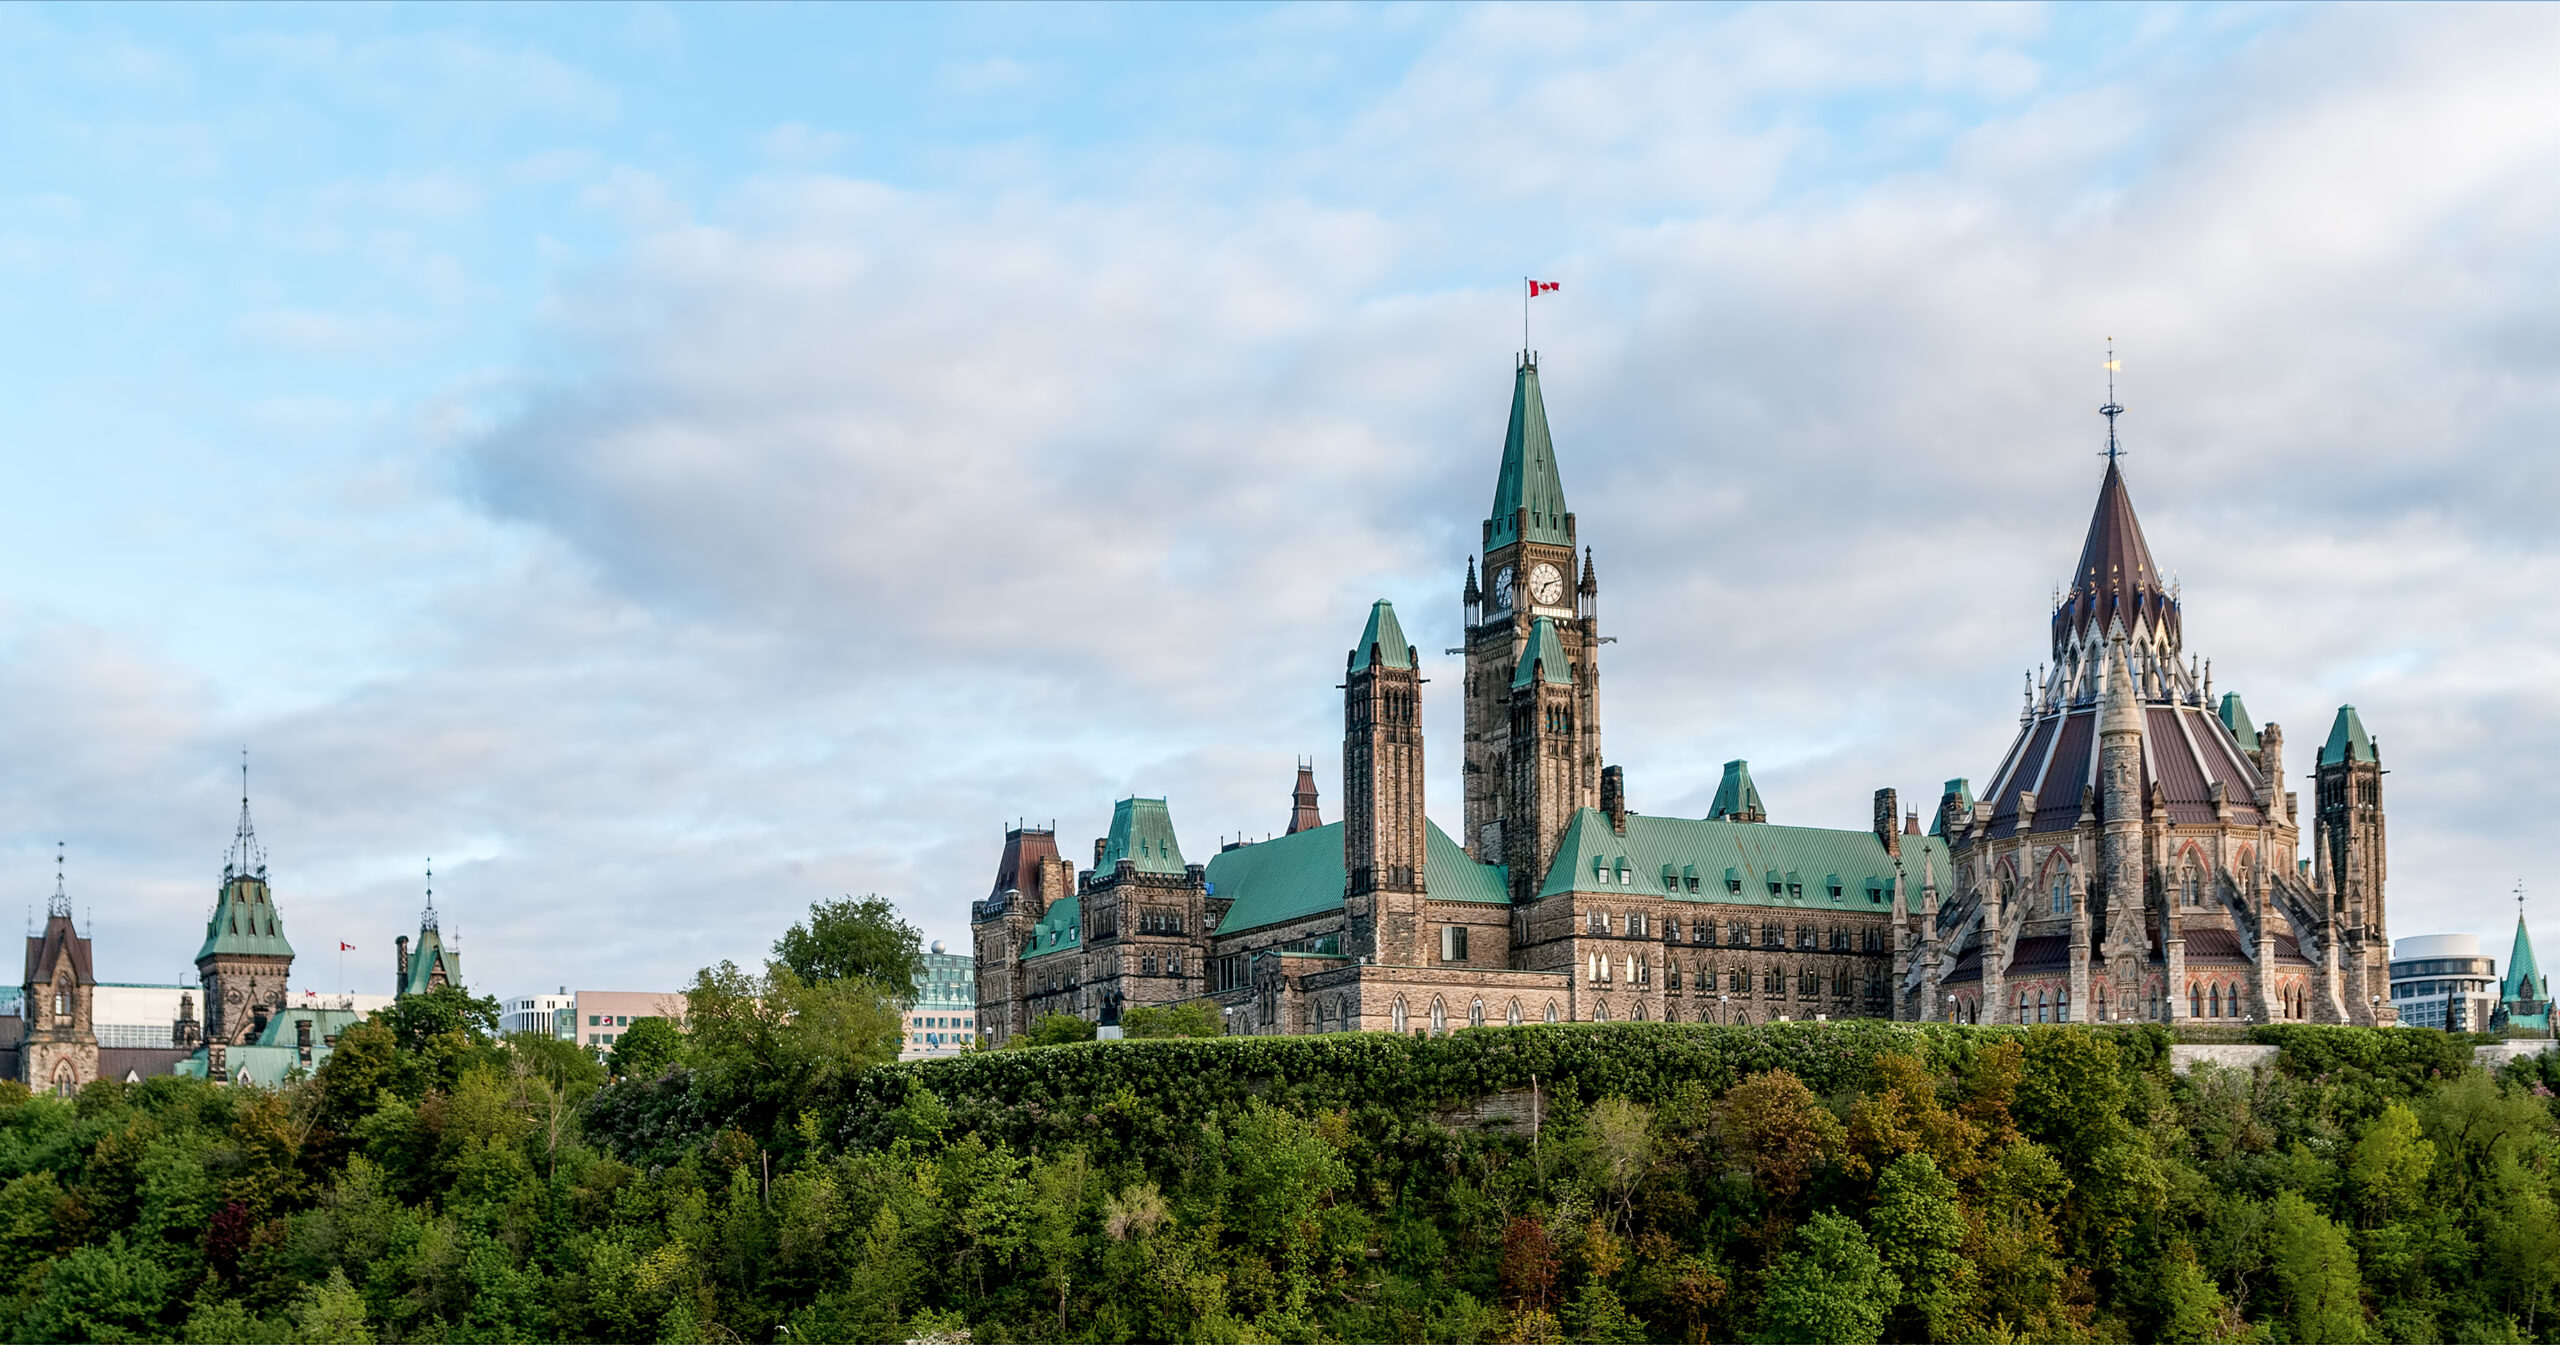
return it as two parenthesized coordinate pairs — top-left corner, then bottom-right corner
(1461, 354), (1603, 890)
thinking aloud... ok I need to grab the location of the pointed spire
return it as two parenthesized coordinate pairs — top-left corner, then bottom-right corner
(1287, 760), (1322, 835)
(1512, 616), (1572, 688)
(1348, 600), (1415, 672)
(2321, 705), (2377, 766)
(1462, 556), (1481, 605)
(225, 749), (267, 880)
(421, 858), (439, 932)
(48, 841), (69, 919)
(1486, 356), (1571, 548)
(2054, 460), (2178, 659)
(2506, 888), (2543, 1008)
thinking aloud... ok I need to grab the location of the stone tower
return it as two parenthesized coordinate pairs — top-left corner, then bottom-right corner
(1343, 600), (1427, 965)
(196, 783), (295, 1047)
(21, 853), (98, 1097)
(2315, 706), (2393, 1023)
(1504, 617), (1582, 902)
(1462, 354), (1601, 878)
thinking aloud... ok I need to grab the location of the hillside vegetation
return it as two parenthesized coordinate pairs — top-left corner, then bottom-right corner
(5, 1006), (2559, 1344)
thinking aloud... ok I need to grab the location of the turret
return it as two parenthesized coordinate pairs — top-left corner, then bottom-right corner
(1344, 601), (1427, 964)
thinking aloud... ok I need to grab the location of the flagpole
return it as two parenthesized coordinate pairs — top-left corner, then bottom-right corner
(1523, 276), (1530, 353)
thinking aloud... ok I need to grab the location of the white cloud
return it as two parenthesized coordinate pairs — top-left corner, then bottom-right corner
(7, 3), (2556, 995)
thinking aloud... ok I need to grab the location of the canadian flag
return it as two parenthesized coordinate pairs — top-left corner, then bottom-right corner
(1529, 280), (1560, 296)
(340, 941), (356, 951)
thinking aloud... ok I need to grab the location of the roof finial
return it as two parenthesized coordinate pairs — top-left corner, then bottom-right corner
(422, 858), (438, 932)
(2099, 339), (2125, 464)
(226, 748), (268, 880)
(48, 841), (69, 919)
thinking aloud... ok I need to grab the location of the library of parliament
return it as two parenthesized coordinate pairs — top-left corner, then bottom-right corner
(972, 353), (2394, 1038)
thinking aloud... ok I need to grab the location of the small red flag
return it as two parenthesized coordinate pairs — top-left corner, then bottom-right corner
(340, 941), (356, 951)
(1529, 280), (1560, 296)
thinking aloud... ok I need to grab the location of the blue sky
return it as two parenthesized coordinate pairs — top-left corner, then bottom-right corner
(2, 3), (2554, 998)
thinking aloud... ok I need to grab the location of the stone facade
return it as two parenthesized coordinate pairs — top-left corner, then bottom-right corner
(1907, 456), (2392, 1027)
(972, 355), (2391, 1040)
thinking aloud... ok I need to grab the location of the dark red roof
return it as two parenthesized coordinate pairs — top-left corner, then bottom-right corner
(22, 915), (94, 988)
(2053, 461), (2179, 656)
(1286, 766), (1322, 835)
(988, 827), (1062, 902)
(2184, 925), (2249, 964)
(2007, 934), (2073, 975)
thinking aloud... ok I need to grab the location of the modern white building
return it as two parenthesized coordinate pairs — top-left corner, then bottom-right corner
(2390, 933), (2500, 1031)
(902, 941), (976, 1059)
(501, 989), (576, 1039)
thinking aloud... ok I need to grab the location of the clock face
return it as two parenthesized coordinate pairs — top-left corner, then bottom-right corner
(1491, 566), (1515, 609)
(1529, 562), (1566, 606)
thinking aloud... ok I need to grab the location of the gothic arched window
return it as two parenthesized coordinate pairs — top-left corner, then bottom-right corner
(2051, 874), (2069, 914)
(1544, 1001), (1559, 1024)
(2181, 864), (2203, 908)
(1594, 1001), (1610, 1023)
(1430, 999), (1447, 1036)
(2058, 987), (2070, 1023)
(1470, 999), (1485, 1029)
(1507, 1000), (1522, 1027)
(1391, 998), (1408, 1034)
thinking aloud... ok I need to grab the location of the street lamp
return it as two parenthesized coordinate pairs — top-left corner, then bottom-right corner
(1948, 992), (1958, 1024)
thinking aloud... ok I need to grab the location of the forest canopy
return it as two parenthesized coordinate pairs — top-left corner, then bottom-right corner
(2, 988), (2555, 1344)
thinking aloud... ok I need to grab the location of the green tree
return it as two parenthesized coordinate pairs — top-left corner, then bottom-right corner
(609, 1017), (686, 1081)
(2346, 1103), (2436, 1228)
(1120, 1001), (1226, 1038)
(680, 959), (904, 1130)
(1713, 1069), (1845, 1203)
(18, 1233), (172, 1343)
(1564, 1281), (1647, 1345)
(1020, 1012), (1098, 1047)
(771, 893), (924, 991)
(1868, 1152), (1970, 1341)
(2267, 1190), (2367, 1345)
(289, 1267), (376, 1344)
(1755, 1211), (1899, 1345)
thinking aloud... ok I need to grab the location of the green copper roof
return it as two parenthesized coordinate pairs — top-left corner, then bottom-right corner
(1538, 808), (1949, 907)
(2505, 914), (2544, 1006)
(2218, 693), (2259, 751)
(1348, 600), (1416, 672)
(399, 922), (462, 998)
(1708, 760), (1766, 822)
(1022, 893), (1082, 961)
(1097, 797), (1188, 875)
(1511, 616), (1573, 688)
(195, 874), (295, 963)
(1930, 779), (1973, 836)
(1208, 819), (1508, 938)
(1486, 359), (1571, 549)
(2320, 705), (2376, 766)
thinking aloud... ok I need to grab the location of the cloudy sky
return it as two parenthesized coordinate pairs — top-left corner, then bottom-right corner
(2, 3), (2554, 1000)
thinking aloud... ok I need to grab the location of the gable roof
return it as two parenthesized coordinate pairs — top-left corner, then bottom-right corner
(1538, 808), (1948, 911)
(2320, 704), (2377, 766)
(1486, 358), (1572, 549)
(399, 923), (461, 997)
(196, 874), (295, 963)
(1348, 600), (1415, 672)
(1097, 797), (1188, 875)
(1207, 819), (1507, 938)
(23, 915), (94, 988)
(1022, 892), (1082, 961)
(1512, 617), (1573, 688)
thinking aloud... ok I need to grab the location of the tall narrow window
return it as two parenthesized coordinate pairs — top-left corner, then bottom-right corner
(2051, 875), (2068, 914)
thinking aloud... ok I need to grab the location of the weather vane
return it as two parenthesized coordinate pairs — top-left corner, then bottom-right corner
(2100, 340), (2125, 463)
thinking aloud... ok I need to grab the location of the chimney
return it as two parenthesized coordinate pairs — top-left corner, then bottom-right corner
(296, 1017), (313, 1067)
(1873, 788), (1900, 857)
(207, 1041), (228, 1084)
(1903, 810), (1920, 836)
(1094, 837), (1108, 870)
(396, 934), (411, 994)
(1602, 765), (1627, 835)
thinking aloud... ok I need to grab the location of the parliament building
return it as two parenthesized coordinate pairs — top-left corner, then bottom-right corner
(971, 354), (2394, 1037)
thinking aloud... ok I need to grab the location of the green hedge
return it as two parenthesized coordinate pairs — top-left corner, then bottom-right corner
(2247, 1023), (2480, 1092)
(824, 1021), (2177, 1155)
